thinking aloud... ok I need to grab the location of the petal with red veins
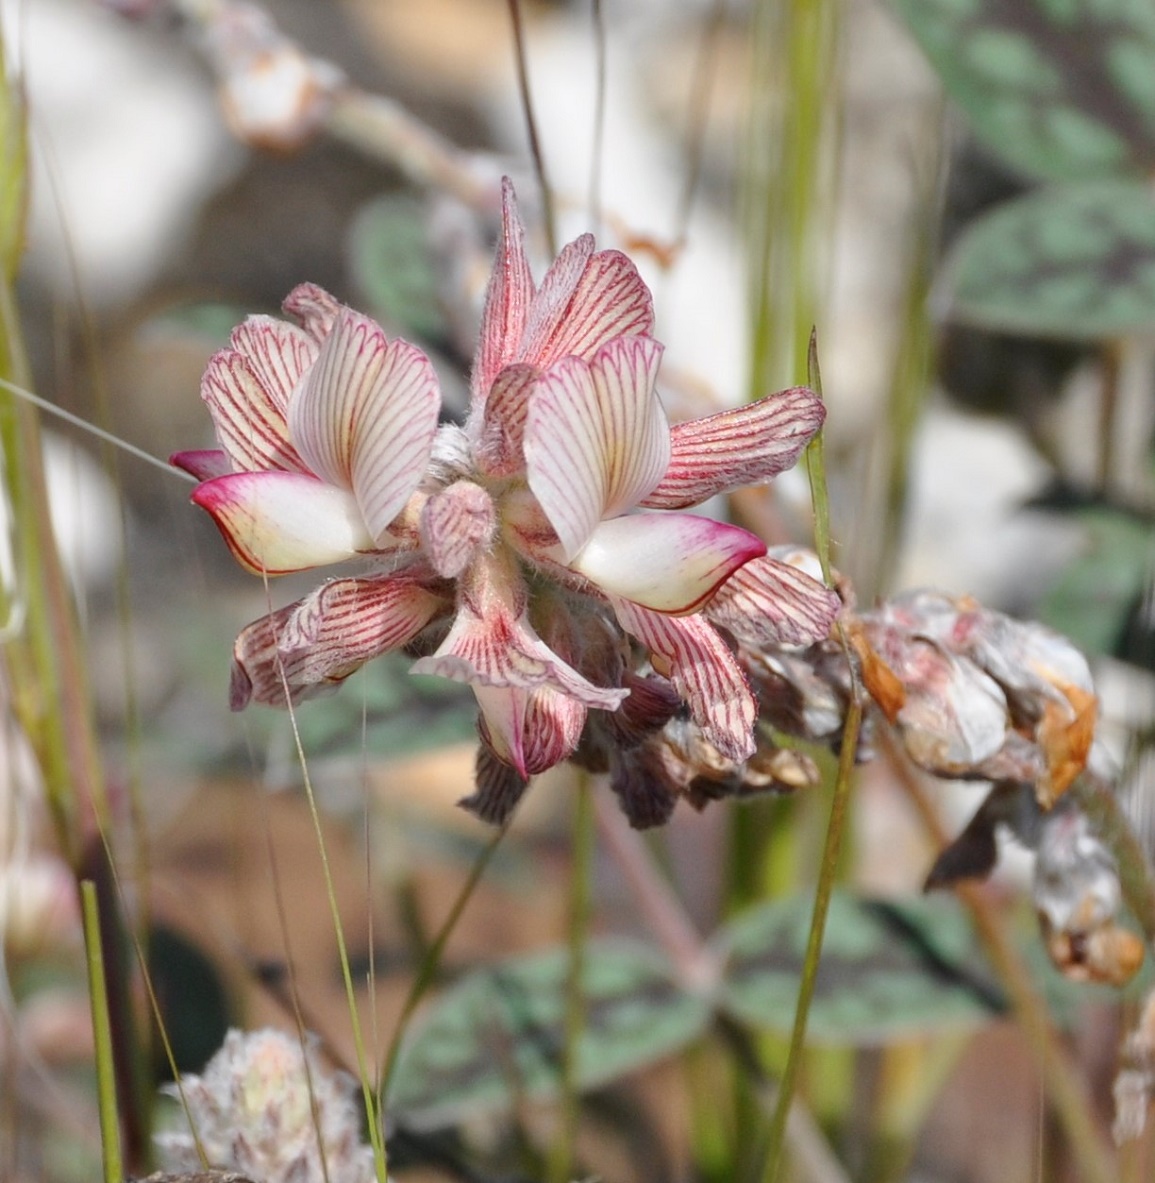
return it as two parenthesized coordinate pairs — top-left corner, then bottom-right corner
(521, 246), (654, 368)
(229, 576), (446, 708)
(229, 315), (316, 411)
(471, 178), (535, 409)
(473, 684), (586, 778)
(282, 282), (342, 341)
(613, 598), (756, 762)
(420, 481), (496, 579)
(192, 471), (373, 575)
(571, 514), (765, 614)
(411, 592), (626, 711)
(640, 386), (826, 509)
(170, 449), (231, 480)
(517, 233), (594, 360)
(201, 347), (308, 474)
(707, 555), (840, 647)
(289, 309), (440, 541)
(473, 363), (539, 477)
(525, 337), (669, 559)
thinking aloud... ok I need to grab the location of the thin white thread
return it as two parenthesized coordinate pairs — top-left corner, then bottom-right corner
(0, 377), (196, 482)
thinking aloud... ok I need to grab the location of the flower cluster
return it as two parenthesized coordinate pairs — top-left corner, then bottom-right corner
(174, 180), (839, 820)
(156, 1028), (377, 1183)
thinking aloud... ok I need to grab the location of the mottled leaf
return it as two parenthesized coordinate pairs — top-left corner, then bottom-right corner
(1039, 510), (1153, 659)
(389, 941), (711, 1128)
(891, 0), (1155, 180)
(348, 195), (447, 343)
(942, 180), (1155, 338)
(715, 890), (1005, 1043)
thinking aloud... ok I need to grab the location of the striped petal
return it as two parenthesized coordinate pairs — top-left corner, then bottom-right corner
(571, 514), (765, 614)
(411, 566), (626, 711)
(229, 315), (316, 412)
(641, 386), (826, 509)
(288, 309), (440, 541)
(471, 177), (535, 409)
(282, 282), (341, 342)
(201, 343), (309, 474)
(170, 449), (231, 480)
(525, 337), (669, 560)
(192, 470), (373, 575)
(520, 244), (654, 368)
(473, 684), (586, 778)
(706, 554), (840, 647)
(229, 576), (446, 708)
(473, 363), (539, 477)
(613, 598), (756, 762)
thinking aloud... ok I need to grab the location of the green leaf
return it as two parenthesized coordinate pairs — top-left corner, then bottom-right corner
(1039, 510), (1153, 657)
(348, 194), (447, 344)
(891, 0), (1155, 180)
(941, 179), (1155, 338)
(389, 941), (712, 1128)
(715, 891), (1004, 1044)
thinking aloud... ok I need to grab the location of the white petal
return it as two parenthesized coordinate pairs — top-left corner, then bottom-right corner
(192, 471), (373, 575)
(419, 481), (496, 578)
(229, 315), (316, 411)
(289, 309), (440, 540)
(230, 576), (446, 707)
(471, 178), (535, 410)
(411, 560), (626, 711)
(613, 598), (756, 762)
(525, 337), (669, 560)
(641, 386), (825, 509)
(472, 684), (586, 778)
(473, 363), (538, 477)
(201, 345), (308, 474)
(282, 282), (342, 341)
(520, 244), (653, 367)
(571, 514), (765, 614)
(706, 555), (840, 646)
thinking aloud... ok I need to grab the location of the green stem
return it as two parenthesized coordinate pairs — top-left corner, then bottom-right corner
(81, 880), (123, 1183)
(1072, 773), (1155, 949)
(758, 695), (862, 1183)
(547, 776), (595, 1183)
(379, 824), (509, 1104)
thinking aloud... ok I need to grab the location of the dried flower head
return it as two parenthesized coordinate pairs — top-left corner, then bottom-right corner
(156, 1028), (377, 1183)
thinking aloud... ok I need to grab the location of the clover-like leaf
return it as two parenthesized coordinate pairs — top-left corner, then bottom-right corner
(891, 0), (1155, 181)
(941, 180), (1155, 338)
(715, 890), (1004, 1044)
(388, 941), (711, 1128)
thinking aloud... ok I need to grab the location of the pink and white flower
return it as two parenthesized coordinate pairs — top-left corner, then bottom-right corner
(176, 180), (839, 819)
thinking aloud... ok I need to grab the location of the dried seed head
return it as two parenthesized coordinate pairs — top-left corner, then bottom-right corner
(156, 1028), (377, 1183)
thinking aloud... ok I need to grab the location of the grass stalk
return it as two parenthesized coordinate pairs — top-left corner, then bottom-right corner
(81, 880), (124, 1183)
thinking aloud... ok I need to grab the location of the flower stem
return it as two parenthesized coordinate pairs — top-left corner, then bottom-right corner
(757, 694), (862, 1183)
(378, 823), (509, 1105)
(547, 774), (595, 1183)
